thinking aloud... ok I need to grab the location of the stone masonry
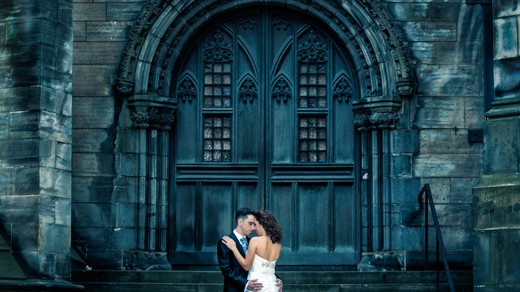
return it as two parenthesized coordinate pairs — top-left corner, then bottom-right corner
(0, 0), (518, 289)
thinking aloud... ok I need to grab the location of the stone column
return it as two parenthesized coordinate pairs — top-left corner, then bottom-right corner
(473, 1), (520, 290)
(125, 95), (176, 269)
(0, 0), (73, 281)
(356, 112), (401, 270)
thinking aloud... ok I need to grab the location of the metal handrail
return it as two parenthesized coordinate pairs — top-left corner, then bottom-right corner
(418, 183), (455, 292)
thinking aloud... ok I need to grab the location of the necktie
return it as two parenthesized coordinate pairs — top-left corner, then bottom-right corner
(240, 237), (248, 253)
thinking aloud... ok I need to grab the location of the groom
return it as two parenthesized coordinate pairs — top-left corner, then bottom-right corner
(217, 207), (265, 292)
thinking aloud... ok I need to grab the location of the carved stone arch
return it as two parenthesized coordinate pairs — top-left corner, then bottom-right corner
(113, 0), (416, 262)
(116, 0), (414, 114)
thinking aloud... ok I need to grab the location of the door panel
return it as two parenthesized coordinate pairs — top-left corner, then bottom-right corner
(172, 8), (358, 266)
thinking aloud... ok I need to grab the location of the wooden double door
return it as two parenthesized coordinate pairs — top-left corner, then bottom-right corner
(171, 7), (358, 266)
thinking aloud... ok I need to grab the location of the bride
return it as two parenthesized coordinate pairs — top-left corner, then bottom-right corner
(222, 210), (283, 292)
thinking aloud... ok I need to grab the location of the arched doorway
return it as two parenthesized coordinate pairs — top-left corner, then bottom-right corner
(170, 8), (358, 266)
(116, 0), (413, 270)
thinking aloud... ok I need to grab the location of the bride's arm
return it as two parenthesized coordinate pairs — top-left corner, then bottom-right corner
(222, 236), (256, 271)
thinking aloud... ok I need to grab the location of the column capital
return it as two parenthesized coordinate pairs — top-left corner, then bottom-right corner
(354, 112), (399, 131)
(127, 95), (178, 130)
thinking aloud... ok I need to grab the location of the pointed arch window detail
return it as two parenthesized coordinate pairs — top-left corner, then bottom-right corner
(240, 16), (258, 30)
(297, 30), (328, 64)
(238, 75), (258, 103)
(298, 30), (328, 108)
(202, 30), (233, 63)
(333, 75), (353, 103)
(273, 16), (290, 31)
(203, 31), (232, 108)
(177, 75), (197, 103)
(203, 115), (232, 162)
(272, 76), (292, 103)
(298, 116), (327, 163)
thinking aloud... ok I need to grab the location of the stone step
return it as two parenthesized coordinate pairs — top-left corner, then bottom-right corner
(72, 270), (473, 291)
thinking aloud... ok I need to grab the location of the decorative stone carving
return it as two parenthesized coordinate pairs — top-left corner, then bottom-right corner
(177, 76), (197, 103)
(238, 76), (258, 103)
(116, 0), (415, 109)
(273, 16), (291, 31)
(203, 30), (233, 63)
(127, 95), (177, 130)
(333, 75), (353, 103)
(354, 112), (399, 130)
(272, 76), (292, 103)
(240, 16), (258, 30)
(298, 30), (328, 64)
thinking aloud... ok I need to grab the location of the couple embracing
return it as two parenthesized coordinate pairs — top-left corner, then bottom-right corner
(217, 207), (283, 292)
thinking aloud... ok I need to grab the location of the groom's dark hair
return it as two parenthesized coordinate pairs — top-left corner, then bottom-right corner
(235, 207), (255, 222)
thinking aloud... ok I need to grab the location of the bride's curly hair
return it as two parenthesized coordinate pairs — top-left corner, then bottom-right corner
(256, 210), (282, 244)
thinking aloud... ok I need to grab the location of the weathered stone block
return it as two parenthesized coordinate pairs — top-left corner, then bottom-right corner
(9, 111), (40, 139)
(451, 177), (479, 203)
(72, 3), (106, 22)
(40, 223), (70, 253)
(0, 167), (14, 195)
(41, 168), (71, 198)
(72, 203), (111, 227)
(416, 65), (480, 97)
(73, 21), (87, 42)
(494, 57), (520, 99)
(484, 117), (520, 173)
(494, 17), (519, 59)
(474, 230), (520, 288)
(474, 173), (520, 230)
(410, 42), (434, 63)
(401, 22), (457, 42)
(435, 41), (483, 65)
(72, 176), (114, 203)
(72, 66), (118, 97)
(391, 154), (412, 177)
(0, 88), (38, 112)
(43, 88), (72, 116)
(430, 2), (461, 21)
(11, 222), (39, 252)
(390, 178), (421, 204)
(107, 228), (138, 250)
(72, 129), (113, 153)
(86, 21), (133, 42)
(420, 177), (450, 203)
(72, 153), (115, 176)
(386, 3), (429, 22)
(420, 129), (482, 154)
(119, 153), (139, 177)
(73, 41), (127, 65)
(392, 226), (422, 251)
(72, 96), (115, 127)
(107, 3), (144, 21)
(114, 203), (137, 228)
(391, 129), (419, 153)
(413, 153), (482, 177)
(15, 166), (40, 194)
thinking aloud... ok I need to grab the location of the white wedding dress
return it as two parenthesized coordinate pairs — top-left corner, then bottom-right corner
(247, 254), (277, 292)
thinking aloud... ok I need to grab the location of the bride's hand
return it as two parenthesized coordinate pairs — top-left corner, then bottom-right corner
(222, 236), (237, 250)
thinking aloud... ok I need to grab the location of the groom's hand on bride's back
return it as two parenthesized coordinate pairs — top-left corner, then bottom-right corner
(276, 278), (283, 292)
(246, 279), (263, 291)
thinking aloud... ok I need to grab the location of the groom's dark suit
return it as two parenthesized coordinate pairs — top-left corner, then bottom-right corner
(217, 232), (249, 292)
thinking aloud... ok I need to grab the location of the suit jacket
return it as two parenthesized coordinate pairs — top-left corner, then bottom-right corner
(217, 232), (249, 292)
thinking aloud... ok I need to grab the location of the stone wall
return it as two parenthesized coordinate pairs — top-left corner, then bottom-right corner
(473, 0), (520, 289)
(0, 0), (490, 273)
(0, 0), (73, 280)
(71, 0), (143, 268)
(385, 1), (485, 265)
(67, 0), (486, 270)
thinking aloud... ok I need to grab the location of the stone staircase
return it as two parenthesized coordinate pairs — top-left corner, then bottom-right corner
(72, 269), (473, 291)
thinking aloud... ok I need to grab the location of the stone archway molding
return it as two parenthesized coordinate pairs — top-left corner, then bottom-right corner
(116, 0), (414, 114)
